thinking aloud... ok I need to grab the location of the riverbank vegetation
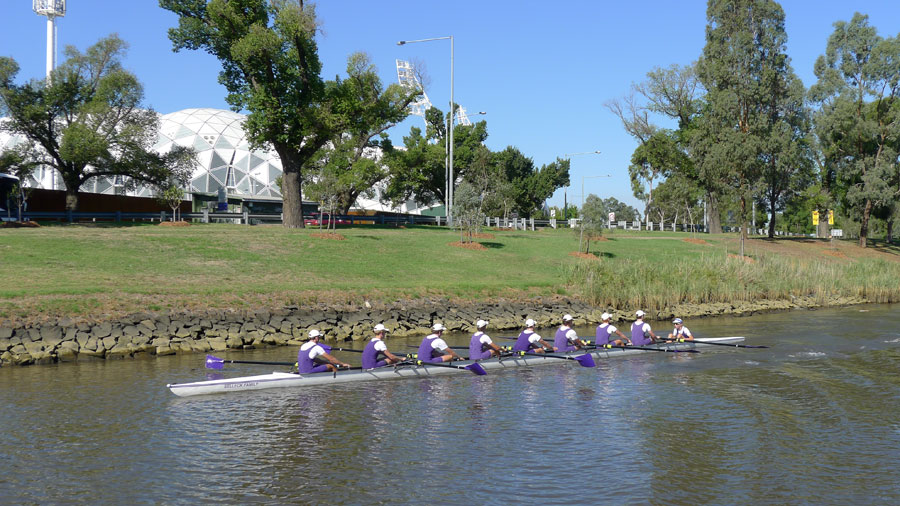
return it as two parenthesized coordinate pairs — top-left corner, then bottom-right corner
(2, 224), (898, 324)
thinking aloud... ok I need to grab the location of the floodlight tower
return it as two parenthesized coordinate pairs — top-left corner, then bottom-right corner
(395, 59), (433, 123)
(33, 0), (66, 82)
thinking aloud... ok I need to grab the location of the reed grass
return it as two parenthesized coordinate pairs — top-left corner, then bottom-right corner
(566, 252), (900, 312)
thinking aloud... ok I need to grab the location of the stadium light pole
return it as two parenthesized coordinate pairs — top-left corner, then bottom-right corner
(579, 173), (612, 253)
(398, 36), (454, 223)
(562, 150), (601, 220)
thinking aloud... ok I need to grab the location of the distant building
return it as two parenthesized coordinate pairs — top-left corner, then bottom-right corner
(1, 107), (435, 215)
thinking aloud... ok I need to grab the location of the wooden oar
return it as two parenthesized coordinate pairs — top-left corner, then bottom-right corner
(587, 343), (700, 354)
(415, 360), (488, 375)
(518, 350), (596, 367)
(668, 338), (768, 349)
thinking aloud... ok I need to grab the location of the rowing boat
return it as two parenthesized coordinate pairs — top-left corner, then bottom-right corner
(166, 336), (746, 397)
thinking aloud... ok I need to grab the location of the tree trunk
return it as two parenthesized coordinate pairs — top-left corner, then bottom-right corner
(63, 175), (80, 212)
(859, 198), (872, 248)
(817, 217), (829, 239)
(887, 218), (893, 244)
(767, 199), (776, 238)
(706, 191), (722, 234)
(281, 168), (304, 229)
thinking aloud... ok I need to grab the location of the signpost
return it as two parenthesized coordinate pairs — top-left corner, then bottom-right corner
(812, 210), (819, 226)
(608, 212), (614, 229)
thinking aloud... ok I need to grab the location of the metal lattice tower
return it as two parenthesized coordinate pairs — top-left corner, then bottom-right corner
(396, 59), (475, 127)
(33, 0), (66, 81)
(396, 60), (432, 121)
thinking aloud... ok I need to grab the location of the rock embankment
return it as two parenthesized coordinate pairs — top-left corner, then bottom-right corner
(0, 294), (869, 366)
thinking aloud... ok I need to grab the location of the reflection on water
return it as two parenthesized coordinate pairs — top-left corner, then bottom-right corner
(2, 304), (900, 504)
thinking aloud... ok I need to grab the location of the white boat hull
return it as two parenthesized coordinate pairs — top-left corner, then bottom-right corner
(167, 337), (747, 397)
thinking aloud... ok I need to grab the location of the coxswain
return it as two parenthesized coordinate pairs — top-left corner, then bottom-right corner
(468, 319), (503, 360)
(667, 318), (695, 341)
(417, 323), (463, 363)
(361, 324), (407, 369)
(513, 318), (556, 353)
(630, 310), (659, 346)
(554, 314), (588, 352)
(298, 329), (351, 373)
(596, 312), (631, 346)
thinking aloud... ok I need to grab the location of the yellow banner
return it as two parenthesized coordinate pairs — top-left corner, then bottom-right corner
(828, 210), (834, 225)
(812, 210), (819, 226)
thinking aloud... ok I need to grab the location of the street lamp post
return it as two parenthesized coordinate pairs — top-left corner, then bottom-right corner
(562, 150), (601, 220)
(579, 174), (612, 253)
(398, 35), (454, 223)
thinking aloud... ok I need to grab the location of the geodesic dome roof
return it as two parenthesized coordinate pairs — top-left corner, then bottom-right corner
(155, 108), (283, 198)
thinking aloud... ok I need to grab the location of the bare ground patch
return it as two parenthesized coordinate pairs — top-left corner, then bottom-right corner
(569, 252), (600, 260)
(450, 241), (487, 250)
(158, 221), (191, 227)
(311, 232), (346, 240)
(683, 238), (708, 245)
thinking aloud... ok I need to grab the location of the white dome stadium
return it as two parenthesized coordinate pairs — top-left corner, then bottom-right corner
(156, 108), (283, 198)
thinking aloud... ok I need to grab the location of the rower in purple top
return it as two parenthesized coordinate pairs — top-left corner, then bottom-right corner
(417, 323), (463, 363)
(361, 324), (406, 369)
(666, 318), (694, 341)
(468, 319), (503, 360)
(596, 312), (631, 346)
(554, 314), (589, 352)
(513, 318), (556, 353)
(630, 310), (659, 346)
(297, 329), (351, 373)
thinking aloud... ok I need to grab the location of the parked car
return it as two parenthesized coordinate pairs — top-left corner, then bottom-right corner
(304, 214), (351, 226)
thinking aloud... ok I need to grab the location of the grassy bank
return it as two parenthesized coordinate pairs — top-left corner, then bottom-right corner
(1, 222), (899, 323)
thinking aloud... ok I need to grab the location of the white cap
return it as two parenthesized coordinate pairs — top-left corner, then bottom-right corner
(563, 314), (574, 322)
(525, 318), (536, 327)
(635, 310), (645, 317)
(475, 319), (489, 328)
(431, 323), (446, 332)
(373, 323), (390, 333)
(601, 312), (611, 320)
(672, 318), (683, 324)
(308, 329), (322, 339)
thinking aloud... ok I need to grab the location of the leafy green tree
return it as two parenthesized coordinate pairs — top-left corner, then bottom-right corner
(161, 0), (335, 228)
(809, 13), (900, 247)
(0, 35), (194, 211)
(311, 52), (418, 214)
(694, 0), (792, 253)
(453, 180), (484, 243)
(495, 147), (570, 218)
(578, 194), (606, 253)
(602, 197), (640, 223)
(629, 130), (688, 225)
(383, 106), (488, 211)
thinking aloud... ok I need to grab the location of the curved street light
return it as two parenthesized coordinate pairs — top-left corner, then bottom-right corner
(398, 36), (455, 223)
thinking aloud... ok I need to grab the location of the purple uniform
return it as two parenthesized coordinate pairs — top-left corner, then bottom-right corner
(631, 322), (652, 346)
(555, 327), (576, 353)
(513, 330), (542, 352)
(362, 338), (388, 369)
(417, 336), (445, 363)
(469, 332), (493, 360)
(297, 342), (330, 373)
(596, 323), (615, 345)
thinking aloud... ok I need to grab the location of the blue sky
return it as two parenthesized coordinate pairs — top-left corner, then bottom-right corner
(2, 1), (899, 211)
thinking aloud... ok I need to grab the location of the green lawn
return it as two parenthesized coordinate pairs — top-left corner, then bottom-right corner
(2, 222), (897, 322)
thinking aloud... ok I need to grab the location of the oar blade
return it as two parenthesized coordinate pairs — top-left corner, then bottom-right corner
(466, 362), (488, 376)
(573, 353), (596, 367)
(205, 354), (224, 370)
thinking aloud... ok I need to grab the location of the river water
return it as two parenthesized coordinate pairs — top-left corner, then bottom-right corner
(2, 304), (900, 505)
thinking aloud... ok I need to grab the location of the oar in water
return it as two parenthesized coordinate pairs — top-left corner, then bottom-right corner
(205, 354), (295, 370)
(587, 343), (700, 354)
(518, 350), (596, 367)
(669, 338), (768, 349)
(415, 360), (488, 375)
